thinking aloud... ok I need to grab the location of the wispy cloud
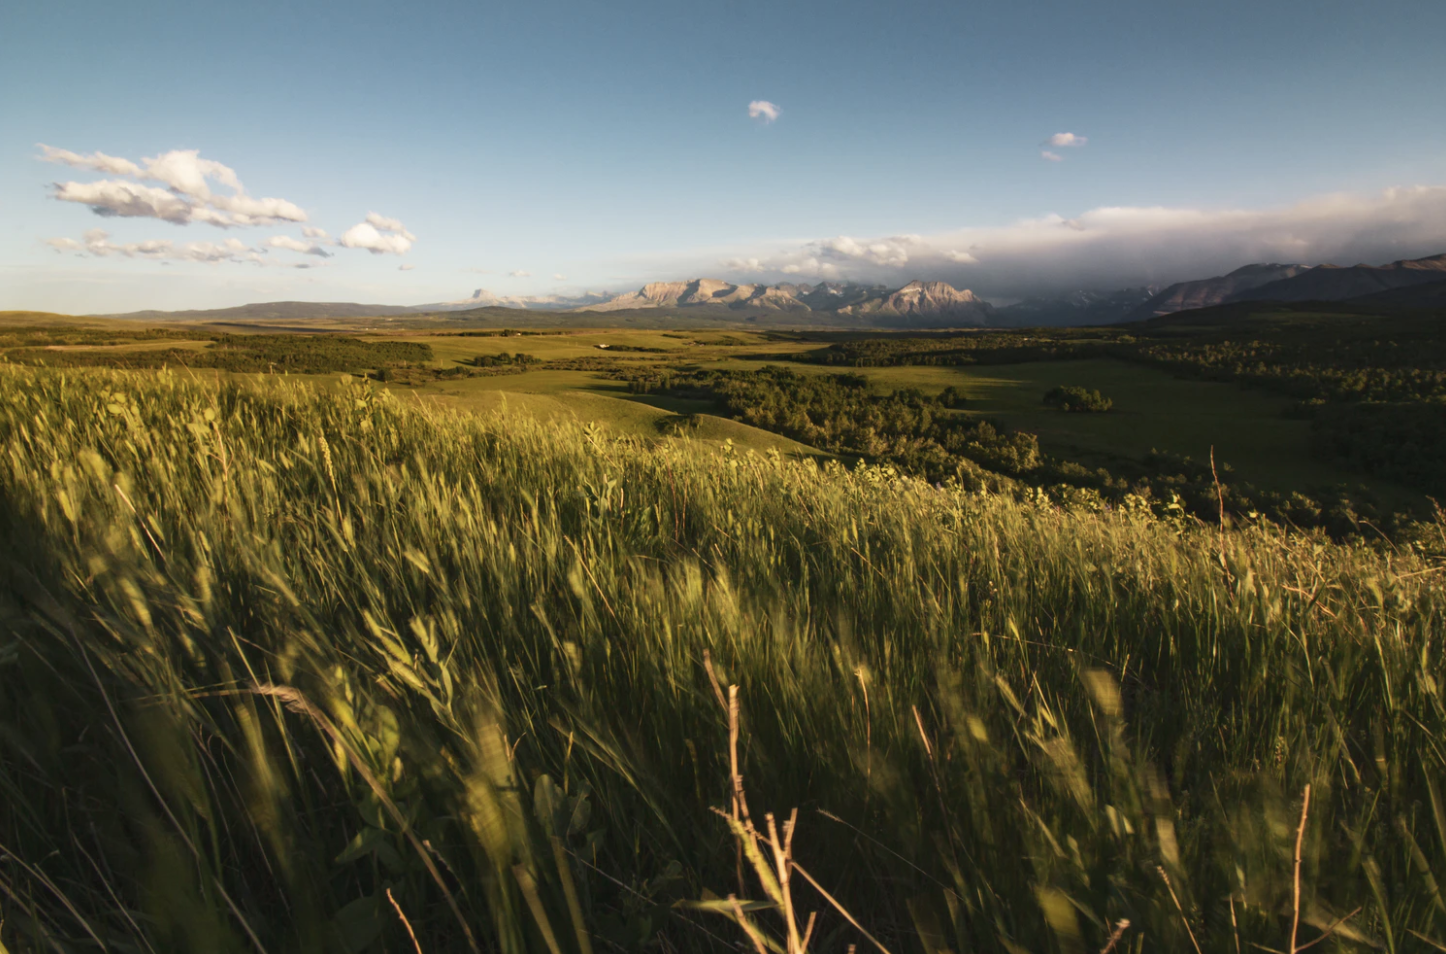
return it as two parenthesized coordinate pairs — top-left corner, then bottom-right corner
(364, 212), (414, 238)
(711, 184), (1446, 297)
(1040, 150), (1064, 162)
(399, 264), (415, 271)
(40, 144), (308, 227)
(43, 228), (320, 267)
(509, 269), (531, 277)
(553, 273), (566, 281)
(338, 212), (415, 255)
(1047, 132), (1088, 148)
(748, 100), (781, 123)
(37, 145), (142, 177)
(263, 235), (331, 257)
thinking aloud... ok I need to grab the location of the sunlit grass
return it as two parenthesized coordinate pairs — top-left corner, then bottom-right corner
(1, 365), (1443, 953)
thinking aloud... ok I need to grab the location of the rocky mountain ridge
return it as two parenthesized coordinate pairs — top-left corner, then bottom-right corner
(578, 278), (996, 324)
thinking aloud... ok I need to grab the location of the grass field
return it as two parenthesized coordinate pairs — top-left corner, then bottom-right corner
(371, 330), (1419, 506)
(853, 359), (1420, 500)
(0, 316), (1425, 509)
(2, 364), (1444, 954)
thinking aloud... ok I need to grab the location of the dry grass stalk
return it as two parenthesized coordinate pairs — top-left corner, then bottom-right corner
(1230, 893), (1241, 954)
(1293, 907), (1361, 953)
(1156, 866), (1203, 954)
(387, 887), (425, 954)
(703, 681), (893, 954)
(1289, 784), (1311, 954)
(1098, 919), (1131, 954)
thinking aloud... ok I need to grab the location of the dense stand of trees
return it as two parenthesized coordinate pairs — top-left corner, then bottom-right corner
(787, 307), (1446, 507)
(621, 364), (1400, 537)
(625, 365), (1039, 484)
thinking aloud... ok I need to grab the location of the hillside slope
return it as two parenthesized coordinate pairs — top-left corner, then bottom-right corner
(1128, 263), (1311, 318)
(1232, 253), (1446, 302)
(1, 366), (1442, 953)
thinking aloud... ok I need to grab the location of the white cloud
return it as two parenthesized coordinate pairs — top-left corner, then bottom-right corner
(399, 264), (415, 271)
(365, 212), (416, 240)
(38, 144), (143, 177)
(338, 213), (415, 256)
(142, 149), (241, 199)
(553, 273), (566, 280)
(748, 100), (781, 123)
(40, 144), (309, 228)
(813, 234), (922, 268)
(302, 226), (330, 239)
(1047, 132), (1088, 148)
(1041, 150), (1064, 162)
(41, 228), (320, 268)
(509, 269), (531, 277)
(702, 184), (1446, 297)
(209, 193), (307, 225)
(263, 235), (331, 257)
(51, 179), (196, 224)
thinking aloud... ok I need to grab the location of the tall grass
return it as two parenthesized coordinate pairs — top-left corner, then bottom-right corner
(0, 365), (1443, 953)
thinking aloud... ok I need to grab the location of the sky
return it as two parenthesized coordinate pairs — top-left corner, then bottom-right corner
(2, 0), (1446, 313)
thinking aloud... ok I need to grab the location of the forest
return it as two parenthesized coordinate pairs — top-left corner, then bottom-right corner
(784, 303), (1446, 503)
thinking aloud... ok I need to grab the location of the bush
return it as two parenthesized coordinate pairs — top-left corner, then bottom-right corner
(1044, 385), (1113, 412)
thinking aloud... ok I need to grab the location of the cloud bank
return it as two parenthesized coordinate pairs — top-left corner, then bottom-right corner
(44, 229), (320, 268)
(41, 145), (308, 228)
(717, 184), (1446, 297)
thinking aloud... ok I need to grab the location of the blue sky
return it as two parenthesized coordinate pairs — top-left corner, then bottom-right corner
(3, 0), (1445, 312)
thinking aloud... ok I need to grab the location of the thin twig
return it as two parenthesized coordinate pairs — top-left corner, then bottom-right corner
(1408, 928), (1446, 952)
(1294, 906), (1360, 953)
(1156, 866), (1203, 954)
(387, 888), (425, 954)
(1098, 919), (1131, 954)
(1290, 785), (1312, 954)
(729, 684), (746, 896)
(789, 861), (895, 954)
(728, 895), (770, 954)
(1230, 894), (1241, 954)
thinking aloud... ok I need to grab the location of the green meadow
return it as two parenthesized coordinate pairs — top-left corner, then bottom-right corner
(2, 362), (1445, 954)
(2, 310), (1444, 952)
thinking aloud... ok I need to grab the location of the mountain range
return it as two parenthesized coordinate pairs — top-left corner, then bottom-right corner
(577, 278), (995, 325)
(93, 253), (1446, 327)
(1125, 254), (1446, 320)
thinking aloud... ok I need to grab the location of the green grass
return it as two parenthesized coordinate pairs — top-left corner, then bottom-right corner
(2, 365), (1445, 953)
(842, 359), (1422, 503)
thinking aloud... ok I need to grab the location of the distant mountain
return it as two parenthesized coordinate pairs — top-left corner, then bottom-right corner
(579, 278), (994, 324)
(102, 301), (425, 322)
(1128, 264), (1311, 320)
(833, 281), (994, 325)
(1349, 276), (1446, 308)
(1226, 254), (1446, 303)
(996, 287), (1160, 327)
(419, 288), (615, 312)
(580, 279), (813, 312)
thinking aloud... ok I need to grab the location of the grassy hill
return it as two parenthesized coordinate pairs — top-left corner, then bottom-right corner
(1, 364), (1443, 953)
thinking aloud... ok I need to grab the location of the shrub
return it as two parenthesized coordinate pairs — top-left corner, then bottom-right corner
(1044, 384), (1113, 412)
